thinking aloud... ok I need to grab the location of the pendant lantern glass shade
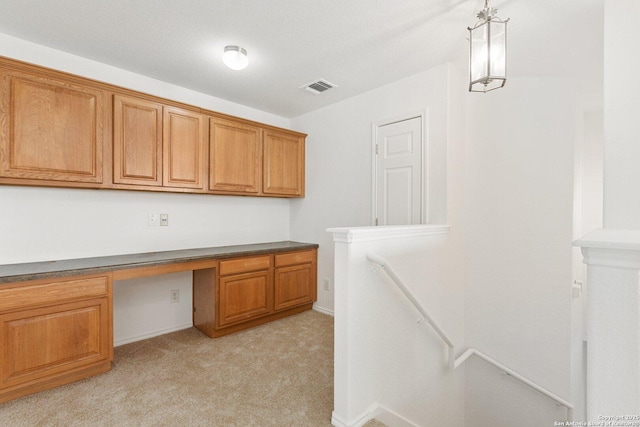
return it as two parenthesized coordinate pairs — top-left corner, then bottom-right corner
(468, 2), (508, 92)
(223, 45), (248, 70)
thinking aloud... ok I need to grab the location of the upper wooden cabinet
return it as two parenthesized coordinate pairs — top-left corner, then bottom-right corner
(113, 94), (206, 190)
(209, 118), (261, 194)
(263, 130), (305, 197)
(0, 66), (107, 184)
(113, 95), (163, 186)
(163, 107), (207, 190)
(0, 57), (305, 197)
(209, 118), (306, 197)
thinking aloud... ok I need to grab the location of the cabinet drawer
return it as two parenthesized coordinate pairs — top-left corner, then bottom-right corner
(275, 250), (315, 267)
(0, 276), (110, 312)
(219, 256), (271, 276)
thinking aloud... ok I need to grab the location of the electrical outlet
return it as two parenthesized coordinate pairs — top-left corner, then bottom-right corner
(170, 289), (179, 303)
(324, 278), (330, 291)
(160, 213), (168, 226)
(148, 213), (159, 226)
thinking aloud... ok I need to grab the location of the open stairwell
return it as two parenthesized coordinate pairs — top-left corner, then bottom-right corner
(366, 253), (574, 423)
(329, 224), (574, 427)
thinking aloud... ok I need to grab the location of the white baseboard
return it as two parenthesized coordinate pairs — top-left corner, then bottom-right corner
(313, 304), (335, 316)
(331, 404), (419, 427)
(372, 405), (420, 427)
(331, 411), (351, 427)
(114, 322), (193, 347)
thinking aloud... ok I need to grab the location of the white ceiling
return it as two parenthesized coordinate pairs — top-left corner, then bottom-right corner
(0, 0), (603, 118)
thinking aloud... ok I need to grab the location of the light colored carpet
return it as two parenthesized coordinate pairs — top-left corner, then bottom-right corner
(2, 310), (335, 427)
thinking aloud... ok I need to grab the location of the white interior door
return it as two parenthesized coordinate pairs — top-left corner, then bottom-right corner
(375, 116), (423, 226)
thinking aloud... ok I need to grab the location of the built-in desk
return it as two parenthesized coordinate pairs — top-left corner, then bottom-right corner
(0, 241), (318, 403)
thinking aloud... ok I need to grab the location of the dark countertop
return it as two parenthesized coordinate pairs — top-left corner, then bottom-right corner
(0, 241), (318, 285)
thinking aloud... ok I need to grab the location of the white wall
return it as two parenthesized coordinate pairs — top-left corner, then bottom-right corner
(463, 77), (579, 426)
(0, 33), (292, 344)
(570, 107), (603, 420)
(114, 271), (193, 346)
(577, 110), (604, 240)
(0, 187), (290, 264)
(603, 0), (640, 229)
(290, 64), (451, 314)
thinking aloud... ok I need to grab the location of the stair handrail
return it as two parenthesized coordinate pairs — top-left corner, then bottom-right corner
(366, 252), (574, 421)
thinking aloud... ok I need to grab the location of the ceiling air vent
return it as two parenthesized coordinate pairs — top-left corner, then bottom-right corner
(301, 79), (337, 95)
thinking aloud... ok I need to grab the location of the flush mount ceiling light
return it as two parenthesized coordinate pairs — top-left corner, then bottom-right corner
(468, 0), (509, 92)
(222, 45), (248, 70)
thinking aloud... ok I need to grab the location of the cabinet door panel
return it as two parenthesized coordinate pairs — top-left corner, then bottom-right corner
(263, 130), (304, 197)
(113, 95), (162, 186)
(163, 107), (206, 189)
(0, 298), (111, 387)
(209, 118), (261, 193)
(218, 271), (271, 326)
(274, 264), (314, 311)
(0, 71), (104, 183)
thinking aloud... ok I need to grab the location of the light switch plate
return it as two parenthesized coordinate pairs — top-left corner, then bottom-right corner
(160, 214), (168, 226)
(148, 213), (159, 226)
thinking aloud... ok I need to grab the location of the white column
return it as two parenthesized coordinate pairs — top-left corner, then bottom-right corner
(574, 0), (640, 419)
(576, 230), (640, 418)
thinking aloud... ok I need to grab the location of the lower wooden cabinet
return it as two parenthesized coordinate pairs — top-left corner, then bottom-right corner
(0, 275), (113, 403)
(0, 242), (316, 402)
(274, 251), (316, 311)
(193, 249), (317, 338)
(218, 268), (272, 327)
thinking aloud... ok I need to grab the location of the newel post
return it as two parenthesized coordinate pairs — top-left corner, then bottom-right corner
(575, 230), (640, 418)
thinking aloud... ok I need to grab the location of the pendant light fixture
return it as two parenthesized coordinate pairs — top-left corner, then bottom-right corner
(223, 45), (249, 71)
(468, 0), (509, 92)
